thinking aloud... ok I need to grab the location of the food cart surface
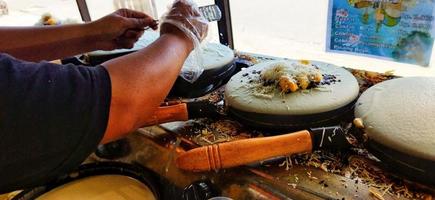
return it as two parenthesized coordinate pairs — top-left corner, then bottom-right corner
(83, 54), (434, 200)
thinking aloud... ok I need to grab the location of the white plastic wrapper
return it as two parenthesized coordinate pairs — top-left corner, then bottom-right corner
(160, 0), (209, 83)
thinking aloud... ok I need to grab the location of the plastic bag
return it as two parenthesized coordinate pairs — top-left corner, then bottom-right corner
(160, 0), (209, 83)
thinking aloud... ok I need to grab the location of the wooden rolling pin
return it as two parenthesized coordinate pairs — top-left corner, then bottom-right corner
(141, 99), (220, 126)
(176, 127), (351, 172)
(141, 103), (189, 127)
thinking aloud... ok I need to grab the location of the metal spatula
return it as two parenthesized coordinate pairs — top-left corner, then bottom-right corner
(199, 4), (222, 22)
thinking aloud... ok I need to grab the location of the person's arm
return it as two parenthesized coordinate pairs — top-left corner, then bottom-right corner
(100, 0), (208, 144)
(101, 31), (192, 144)
(0, 9), (157, 62)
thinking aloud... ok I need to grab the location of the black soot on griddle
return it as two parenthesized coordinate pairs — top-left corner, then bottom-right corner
(251, 70), (262, 75)
(320, 74), (339, 86)
(263, 80), (275, 86)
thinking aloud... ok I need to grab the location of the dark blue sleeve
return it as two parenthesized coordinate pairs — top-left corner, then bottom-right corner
(0, 54), (111, 193)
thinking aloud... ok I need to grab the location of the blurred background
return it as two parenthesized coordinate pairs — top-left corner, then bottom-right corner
(0, 0), (433, 76)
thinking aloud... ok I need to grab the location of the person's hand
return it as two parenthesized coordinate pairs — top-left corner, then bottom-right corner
(160, 0), (208, 46)
(91, 8), (158, 51)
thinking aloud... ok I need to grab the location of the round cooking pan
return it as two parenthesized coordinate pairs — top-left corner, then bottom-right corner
(12, 162), (160, 200)
(141, 59), (359, 131)
(82, 31), (236, 98)
(224, 60), (360, 131)
(354, 77), (435, 185)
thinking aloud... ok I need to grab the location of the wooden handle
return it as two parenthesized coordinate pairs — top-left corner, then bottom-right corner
(142, 103), (189, 126)
(176, 130), (313, 172)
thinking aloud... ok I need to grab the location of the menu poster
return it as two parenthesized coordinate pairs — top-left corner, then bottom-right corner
(327, 0), (435, 66)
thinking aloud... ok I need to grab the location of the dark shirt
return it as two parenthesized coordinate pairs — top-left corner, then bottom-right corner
(0, 54), (111, 193)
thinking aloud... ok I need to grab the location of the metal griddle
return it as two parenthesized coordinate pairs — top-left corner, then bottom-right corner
(11, 162), (161, 200)
(227, 100), (356, 132)
(360, 130), (435, 185)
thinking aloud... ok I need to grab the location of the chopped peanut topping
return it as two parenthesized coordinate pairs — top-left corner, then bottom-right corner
(260, 62), (324, 93)
(296, 74), (310, 90)
(279, 76), (299, 93)
(299, 60), (310, 65)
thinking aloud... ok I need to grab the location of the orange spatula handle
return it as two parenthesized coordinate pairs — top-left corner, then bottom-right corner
(142, 103), (189, 127)
(176, 130), (313, 172)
